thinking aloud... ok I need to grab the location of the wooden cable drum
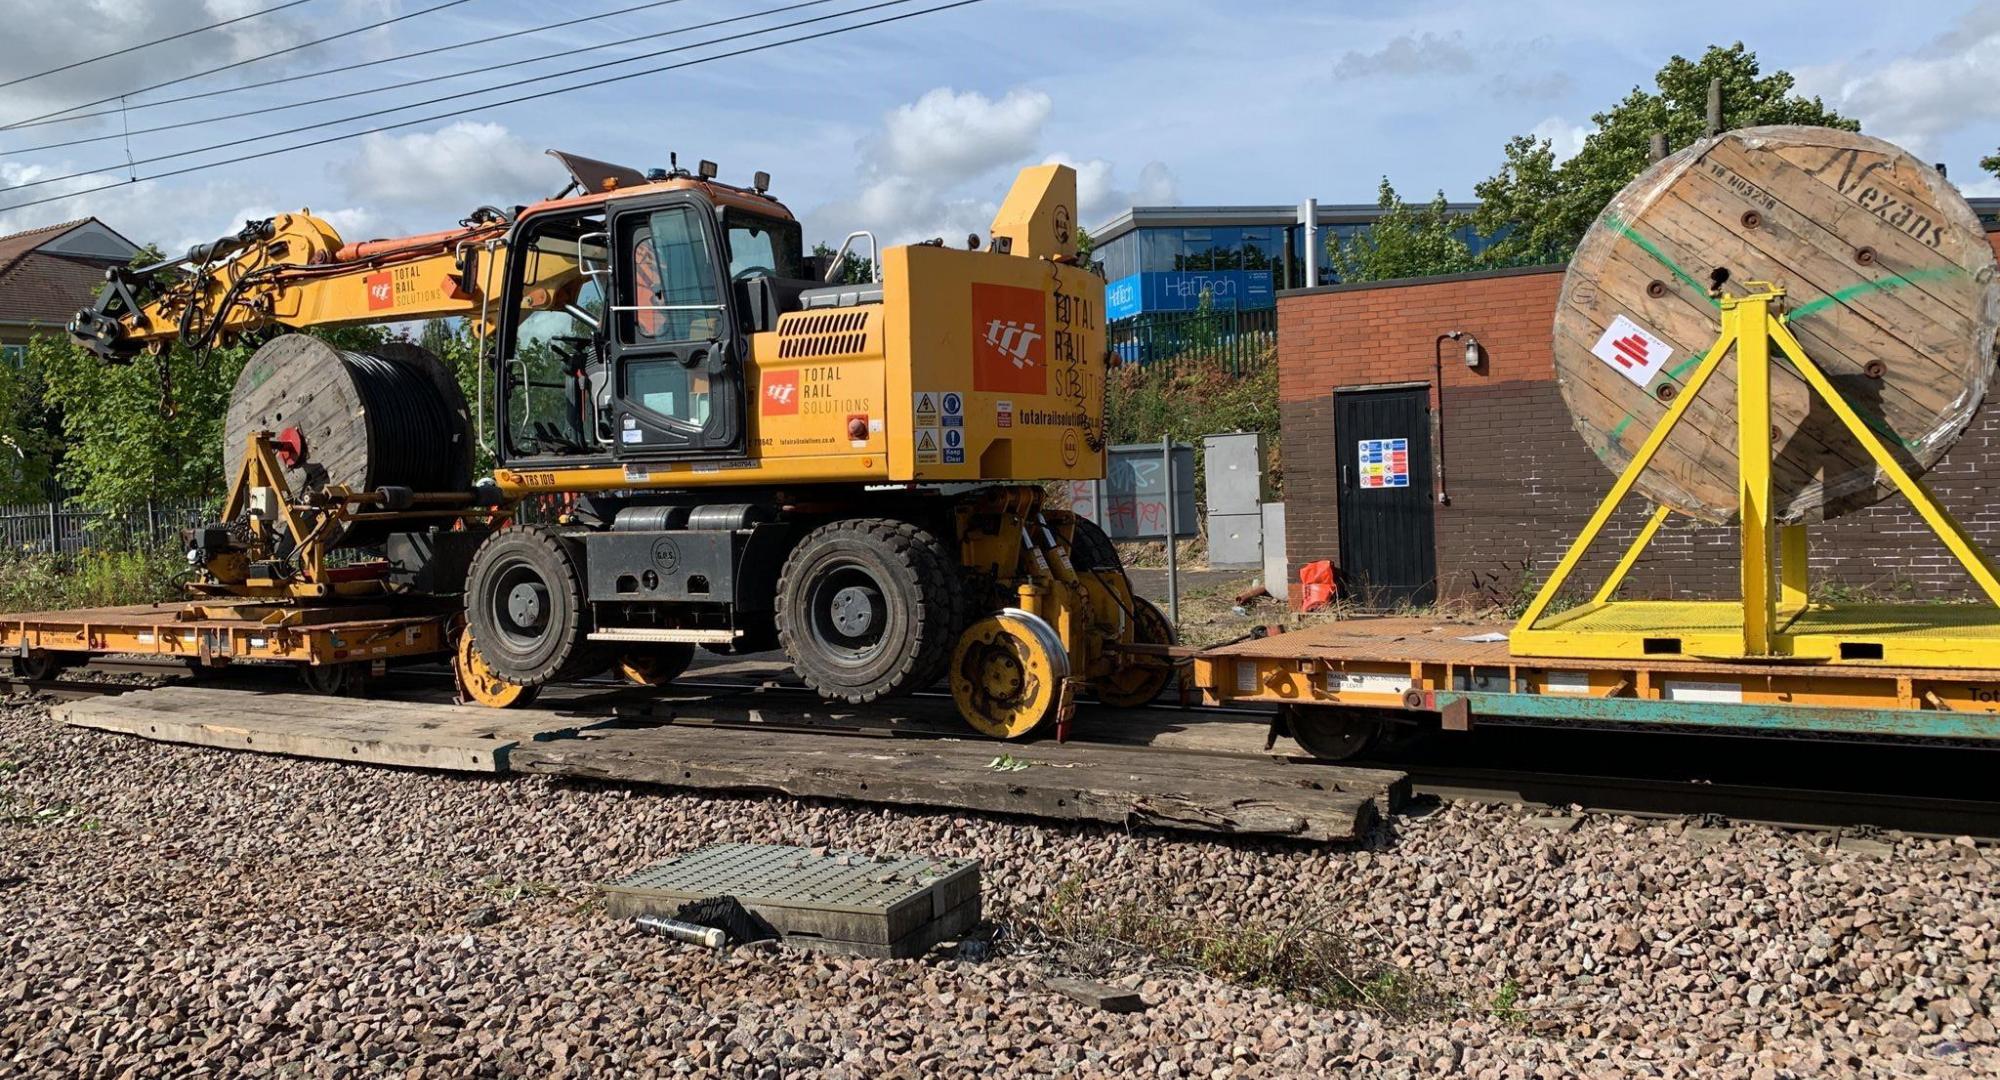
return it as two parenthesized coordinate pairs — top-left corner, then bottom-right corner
(224, 335), (472, 545)
(1554, 125), (2000, 524)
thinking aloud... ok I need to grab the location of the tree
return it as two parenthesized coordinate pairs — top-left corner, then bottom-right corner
(1983, 149), (1999, 183)
(811, 241), (874, 285)
(1328, 178), (1477, 282)
(1472, 43), (1856, 267)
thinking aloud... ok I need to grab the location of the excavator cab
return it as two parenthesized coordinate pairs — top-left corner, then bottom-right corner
(497, 186), (803, 466)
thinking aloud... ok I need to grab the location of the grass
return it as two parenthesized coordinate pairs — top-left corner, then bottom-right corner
(1039, 876), (1444, 1018)
(0, 546), (186, 611)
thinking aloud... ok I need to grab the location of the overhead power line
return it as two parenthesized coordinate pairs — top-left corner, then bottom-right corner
(0, 0), (988, 218)
(2, 0), (890, 194)
(5, 0), (706, 132)
(9, 0), (839, 156)
(2, 0), (479, 131)
(0, 0), (319, 91)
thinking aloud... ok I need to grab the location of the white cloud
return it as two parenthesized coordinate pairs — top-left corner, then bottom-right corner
(1048, 154), (1179, 227)
(875, 87), (1052, 186)
(1330, 32), (1475, 81)
(0, 0), (364, 124)
(1799, 6), (2000, 159)
(1531, 116), (1591, 163)
(813, 87), (1178, 248)
(334, 121), (564, 221)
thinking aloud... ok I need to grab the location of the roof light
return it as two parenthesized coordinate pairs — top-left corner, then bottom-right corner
(698, 160), (718, 180)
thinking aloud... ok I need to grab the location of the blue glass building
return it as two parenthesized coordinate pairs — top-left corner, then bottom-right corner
(1089, 202), (1492, 320)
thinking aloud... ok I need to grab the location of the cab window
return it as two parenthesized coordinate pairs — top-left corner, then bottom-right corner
(723, 212), (802, 281)
(620, 206), (720, 346)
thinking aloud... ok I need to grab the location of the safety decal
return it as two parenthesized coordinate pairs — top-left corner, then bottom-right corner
(940, 392), (964, 427)
(915, 428), (941, 465)
(942, 426), (964, 464)
(1590, 313), (1673, 389)
(914, 392), (940, 426)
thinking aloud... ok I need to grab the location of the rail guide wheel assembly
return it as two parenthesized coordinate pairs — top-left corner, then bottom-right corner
(454, 631), (541, 709)
(950, 609), (1071, 739)
(1092, 597), (1177, 709)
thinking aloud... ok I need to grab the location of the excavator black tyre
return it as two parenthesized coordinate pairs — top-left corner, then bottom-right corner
(775, 518), (964, 704)
(1064, 513), (1122, 573)
(464, 525), (595, 687)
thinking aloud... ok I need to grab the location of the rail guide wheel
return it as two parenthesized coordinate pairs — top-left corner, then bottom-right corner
(950, 609), (1070, 739)
(1093, 596), (1177, 708)
(617, 643), (695, 687)
(455, 632), (541, 709)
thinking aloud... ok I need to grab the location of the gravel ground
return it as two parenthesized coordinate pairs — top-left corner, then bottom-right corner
(2, 697), (1997, 1079)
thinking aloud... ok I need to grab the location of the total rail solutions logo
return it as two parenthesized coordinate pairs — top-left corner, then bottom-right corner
(970, 283), (1047, 395)
(761, 371), (800, 415)
(364, 271), (394, 311)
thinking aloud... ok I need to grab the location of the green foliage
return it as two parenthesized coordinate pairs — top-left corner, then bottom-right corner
(31, 325), (394, 511)
(0, 547), (186, 611)
(1472, 43), (1857, 267)
(34, 336), (246, 510)
(0, 353), (56, 503)
(1075, 222), (1095, 266)
(810, 241), (874, 285)
(1041, 875), (1441, 1016)
(1329, 178), (1477, 283)
(1104, 347), (1281, 506)
(1983, 149), (1999, 182)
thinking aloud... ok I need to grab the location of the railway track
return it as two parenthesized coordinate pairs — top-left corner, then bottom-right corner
(19, 656), (2000, 841)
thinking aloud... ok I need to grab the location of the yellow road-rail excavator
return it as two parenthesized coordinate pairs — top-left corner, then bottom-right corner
(67, 151), (1176, 737)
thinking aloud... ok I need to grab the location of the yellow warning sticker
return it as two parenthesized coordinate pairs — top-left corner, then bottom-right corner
(915, 426), (941, 464)
(914, 392), (940, 426)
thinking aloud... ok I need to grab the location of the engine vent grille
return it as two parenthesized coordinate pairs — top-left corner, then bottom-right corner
(777, 309), (872, 359)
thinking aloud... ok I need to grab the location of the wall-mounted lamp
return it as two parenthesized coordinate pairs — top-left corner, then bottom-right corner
(1454, 331), (1483, 369)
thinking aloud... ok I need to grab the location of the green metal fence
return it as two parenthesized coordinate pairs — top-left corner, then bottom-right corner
(1107, 307), (1276, 376)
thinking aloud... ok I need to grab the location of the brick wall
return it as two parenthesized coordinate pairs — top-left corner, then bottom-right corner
(1277, 234), (2000, 606)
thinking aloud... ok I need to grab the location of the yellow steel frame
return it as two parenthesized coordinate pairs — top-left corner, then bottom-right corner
(1513, 284), (2000, 668)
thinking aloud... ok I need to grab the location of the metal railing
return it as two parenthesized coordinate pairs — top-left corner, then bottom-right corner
(1107, 307), (1275, 376)
(0, 497), (211, 555)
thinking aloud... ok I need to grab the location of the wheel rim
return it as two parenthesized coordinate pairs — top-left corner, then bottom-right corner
(456, 633), (537, 708)
(952, 612), (1067, 739)
(804, 562), (891, 668)
(485, 556), (559, 659)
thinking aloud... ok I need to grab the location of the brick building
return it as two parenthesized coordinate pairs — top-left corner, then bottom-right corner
(1277, 227), (2000, 608)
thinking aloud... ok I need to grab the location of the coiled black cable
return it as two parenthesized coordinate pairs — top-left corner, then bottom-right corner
(341, 349), (458, 494)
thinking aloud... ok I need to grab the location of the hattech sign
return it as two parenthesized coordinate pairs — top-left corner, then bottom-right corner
(1103, 270), (1274, 321)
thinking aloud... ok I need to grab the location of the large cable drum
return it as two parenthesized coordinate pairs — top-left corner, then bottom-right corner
(1554, 126), (2000, 524)
(224, 335), (472, 545)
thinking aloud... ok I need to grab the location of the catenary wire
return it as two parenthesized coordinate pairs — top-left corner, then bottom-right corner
(6, 0), (841, 156)
(0, 0), (987, 217)
(0, 0), (907, 195)
(2, 0), (479, 130)
(4, 0), (713, 132)
(0, 0), (321, 91)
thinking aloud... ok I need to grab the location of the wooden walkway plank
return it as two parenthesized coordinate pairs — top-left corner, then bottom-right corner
(510, 726), (1393, 842)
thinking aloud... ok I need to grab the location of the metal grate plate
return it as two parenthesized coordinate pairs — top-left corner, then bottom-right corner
(607, 843), (978, 919)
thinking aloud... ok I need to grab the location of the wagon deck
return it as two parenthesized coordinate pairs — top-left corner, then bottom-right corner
(1193, 615), (2000, 741)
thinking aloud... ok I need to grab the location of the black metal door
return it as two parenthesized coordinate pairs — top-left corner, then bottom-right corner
(1335, 386), (1436, 607)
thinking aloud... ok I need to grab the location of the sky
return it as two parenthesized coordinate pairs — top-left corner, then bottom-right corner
(0, 0), (1995, 256)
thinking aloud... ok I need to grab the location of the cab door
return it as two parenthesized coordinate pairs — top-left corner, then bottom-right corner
(607, 196), (746, 457)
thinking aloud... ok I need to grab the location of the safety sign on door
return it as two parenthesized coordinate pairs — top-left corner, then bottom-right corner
(1357, 438), (1409, 489)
